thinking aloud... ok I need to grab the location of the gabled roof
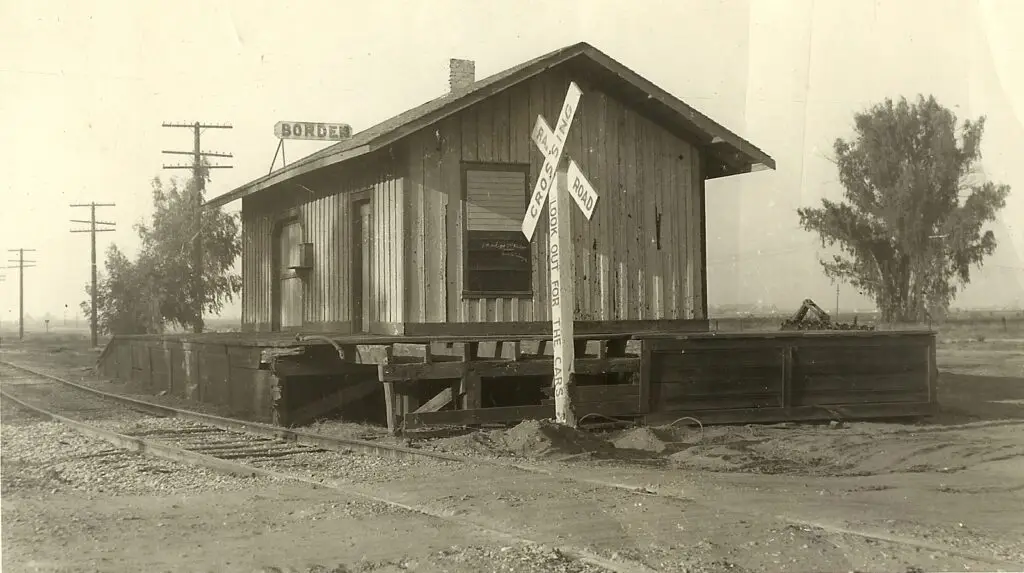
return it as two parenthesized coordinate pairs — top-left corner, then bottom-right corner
(206, 42), (775, 209)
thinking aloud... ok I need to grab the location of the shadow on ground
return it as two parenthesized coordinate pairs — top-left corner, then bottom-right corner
(933, 371), (1024, 423)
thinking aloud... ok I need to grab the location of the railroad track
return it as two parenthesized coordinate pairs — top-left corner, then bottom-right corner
(2, 358), (1021, 571)
(0, 360), (650, 573)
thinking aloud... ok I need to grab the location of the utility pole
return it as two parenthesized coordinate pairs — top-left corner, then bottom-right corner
(835, 282), (840, 318)
(161, 121), (233, 334)
(6, 249), (36, 340)
(71, 202), (116, 347)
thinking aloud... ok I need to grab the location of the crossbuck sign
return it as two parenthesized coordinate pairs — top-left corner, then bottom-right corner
(521, 81), (600, 428)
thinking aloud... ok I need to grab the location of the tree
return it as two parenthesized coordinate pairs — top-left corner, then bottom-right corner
(83, 174), (241, 335)
(81, 245), (163, 335)
(134, 175), (242, 332)
(797, 95), (1010, 323)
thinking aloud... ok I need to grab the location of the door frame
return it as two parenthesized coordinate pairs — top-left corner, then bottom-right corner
(270, 209), (304, 332)
(350, 190), (372, 333)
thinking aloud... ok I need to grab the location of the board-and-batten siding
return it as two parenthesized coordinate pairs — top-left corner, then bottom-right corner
(404, 69), (704, 323)
(240, 175), (404, 331)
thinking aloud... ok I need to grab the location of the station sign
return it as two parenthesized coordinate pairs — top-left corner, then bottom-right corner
(274, 121), (353, 141)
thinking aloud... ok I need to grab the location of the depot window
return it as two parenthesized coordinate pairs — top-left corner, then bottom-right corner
(462, 162), (534, 297)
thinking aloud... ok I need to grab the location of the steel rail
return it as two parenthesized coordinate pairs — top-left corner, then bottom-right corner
(2, 359), (1020, 570)
(0, 385), (652, 573)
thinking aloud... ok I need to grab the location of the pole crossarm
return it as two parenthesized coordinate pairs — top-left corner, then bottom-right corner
(162, 164), (233, 169)
(161, 120), (232, 334)
(161, 150), (233, 158)
(162, 122), (233, 129)
(71, 219), (116, 226)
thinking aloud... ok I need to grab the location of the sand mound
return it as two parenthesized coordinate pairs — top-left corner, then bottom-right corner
(649, 423), (706, 444)
(669, 445), (748, 472)
(611, 427), (668, 453)
(502, 419), (612, 459)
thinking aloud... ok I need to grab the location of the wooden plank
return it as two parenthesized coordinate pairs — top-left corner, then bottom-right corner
(639, 340), (653, 414)
(383, 382), (398, 433)
(441, 117), (460, 322)
(493, 89), (511, 162)
(652, 347), (785, 371)
(797, 372), (929, 392)
(574, 384), (639, 403)
(169, 347), (186, 397)
(644, 402), (937, 427)
(796, 389), (931, 406)
(636, 117), (652, 319)
(594, 91), (611, 321)
(379, 356), (639, 381)
(697, 152), (708, 318)
(252, 369), (276, 422)
(461, 370), (482, 410)
(782, 346), (794, 408)
(400, 318), (709, 338)
(393, 176), (405, 323)
(413, 386), (456, 414)
(339, 194), (351, 323)
(547, 399), (642, 417)
(150, 345), (170, 373)
(644, 331), (934, 348)
(406, 404), (550, 428)
(182, 344), (200, 401)
(422, 132), (441, 322)
(405, 397), (641, 429)
(652, 391), (783, 411)
(477, 93), (495, 162)
(685, 139), (697, 317)
(198, 347), (231, 406)
(151, 371), (169, 392)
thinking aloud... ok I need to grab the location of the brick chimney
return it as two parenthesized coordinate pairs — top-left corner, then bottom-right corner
(449, 58), (475, 92)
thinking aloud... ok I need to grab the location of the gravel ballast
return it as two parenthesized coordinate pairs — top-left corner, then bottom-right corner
(0, 419), (279, 497)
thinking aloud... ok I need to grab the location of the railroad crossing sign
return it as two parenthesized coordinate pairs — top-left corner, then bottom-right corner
(521, 81), (600, 428)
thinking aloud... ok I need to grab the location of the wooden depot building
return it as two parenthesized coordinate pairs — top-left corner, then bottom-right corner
(97, 43), (938, 431)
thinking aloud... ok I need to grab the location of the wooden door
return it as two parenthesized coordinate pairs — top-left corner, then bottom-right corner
(273, 219), (303, 331)
(352, 201), (372, 333)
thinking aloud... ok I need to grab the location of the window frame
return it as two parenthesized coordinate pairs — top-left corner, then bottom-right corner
(460, 161), (535, 299)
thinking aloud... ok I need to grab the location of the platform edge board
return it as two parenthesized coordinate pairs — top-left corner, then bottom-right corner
(643, 401), (938, 426)
(379, 356), (640, 381)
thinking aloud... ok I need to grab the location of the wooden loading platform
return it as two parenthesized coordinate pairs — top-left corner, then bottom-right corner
(96, 327), (939, 433)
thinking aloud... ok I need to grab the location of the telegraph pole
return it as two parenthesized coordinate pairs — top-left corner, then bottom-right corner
(161, 121), (233, 334)
(6, 249), (36, 340)
(71, 202), (116, 347)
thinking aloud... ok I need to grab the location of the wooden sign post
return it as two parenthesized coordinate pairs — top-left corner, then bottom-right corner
(521, 81), (600, 428)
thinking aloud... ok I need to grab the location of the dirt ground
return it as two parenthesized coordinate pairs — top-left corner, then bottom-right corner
(2, 327), (1023, 571)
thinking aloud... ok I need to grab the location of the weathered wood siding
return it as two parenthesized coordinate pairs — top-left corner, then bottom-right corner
(642, 331), (937, 422)
(371, 177), (405, 324)
(240, 169), (405, 331)
(98, 336), (277, 422)
(404, 68), (705, 323)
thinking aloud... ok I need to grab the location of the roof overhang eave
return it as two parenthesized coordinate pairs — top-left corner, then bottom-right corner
(204, 144), (374, 209)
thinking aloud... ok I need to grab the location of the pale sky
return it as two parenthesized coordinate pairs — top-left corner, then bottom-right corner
(1, 0), (1022, 322)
